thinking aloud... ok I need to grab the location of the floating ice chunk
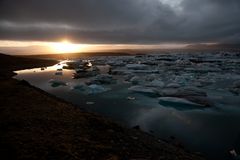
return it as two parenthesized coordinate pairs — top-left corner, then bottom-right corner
(145, 79), (165, 88)
(88, 84), (110, 94)
(94, 74), (116, 84)
(159, 97), (205, 109)
(72, 84), (88, 92)
(174, 87), (207, 97)
(86, 101), (95, 105)
(49, 79), (67, 87)
(229, 80), (240, 95)
(191, 81), (204, 88)
(126, 64), (148, 70)
(107, 60), (125, 66)
(124, 74), (135, 81)
(128, 85), (158, 97)
(229, 149), (240, 158)
(166, 83), (181, 88)
(175, 59), (191, 65)
(88, 74), (116, 85)
(158, 87), (207, 97)
(145, 74), (158, 82)
(130, 76), (142, 85)
(158, 88), (178, 97)
(111, 69), (129, 75)
(197, 78), (214, 87)
(184, 96), (214, 107)
(72, 83), (110, 95)
(127, 96), (136, 100)
(130, 70), (159, 73)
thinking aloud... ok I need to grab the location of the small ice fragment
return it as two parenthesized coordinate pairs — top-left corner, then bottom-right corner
(166, 83), (181, 88)
(145, 79), (165, 88)
(229, 149), (240, 159)
(127, 96), (136, 100)
(86, 101), (95, 105)
(130, 76), (141, 85)
(126, 64), (148, 70)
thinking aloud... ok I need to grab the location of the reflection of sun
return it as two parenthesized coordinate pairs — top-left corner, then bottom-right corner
(50, 40), (82, 53)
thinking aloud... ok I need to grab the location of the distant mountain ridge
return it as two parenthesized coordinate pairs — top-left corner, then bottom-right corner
(185, 43), (240, 50)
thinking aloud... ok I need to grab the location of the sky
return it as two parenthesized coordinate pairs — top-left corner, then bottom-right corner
(0, 0), (240, 54)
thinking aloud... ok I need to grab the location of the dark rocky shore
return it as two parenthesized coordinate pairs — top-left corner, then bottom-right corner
(0, 53), (204, 160)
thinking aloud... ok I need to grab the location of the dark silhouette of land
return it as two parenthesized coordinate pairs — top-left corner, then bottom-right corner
(0, 53), (204, 160)
(185, 43), (240, 51)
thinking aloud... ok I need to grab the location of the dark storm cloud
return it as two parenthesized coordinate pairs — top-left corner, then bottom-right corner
(0, 0), (240, 43)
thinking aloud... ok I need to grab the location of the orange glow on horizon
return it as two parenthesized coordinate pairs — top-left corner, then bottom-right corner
(0, 40), (191, 55)
(50, 40), (84, 53)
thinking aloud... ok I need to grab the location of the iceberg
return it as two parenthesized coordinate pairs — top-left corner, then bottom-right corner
(130, 76), (142, 85)
(128, 85), (159, 97)
(145, 79), (165, 88)
(87, 74), (116, 85)
(88, 84), (110, 94)
(126, 64), (148, 70)
(159, 97), (206, 110)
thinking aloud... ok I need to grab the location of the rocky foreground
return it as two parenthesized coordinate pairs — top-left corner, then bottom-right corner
(0, 53), (204, 160)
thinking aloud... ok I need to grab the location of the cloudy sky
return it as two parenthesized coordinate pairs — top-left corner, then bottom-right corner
(0, 0), (240, 54)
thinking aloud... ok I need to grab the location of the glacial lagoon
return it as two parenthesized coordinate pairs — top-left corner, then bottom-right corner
(15, 52), (240, 160)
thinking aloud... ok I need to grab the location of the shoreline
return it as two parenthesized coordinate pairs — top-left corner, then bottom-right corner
(0, 53), (204, 160)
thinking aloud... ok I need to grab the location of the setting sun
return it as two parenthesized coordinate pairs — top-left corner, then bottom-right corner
(50, 40), (82, 53)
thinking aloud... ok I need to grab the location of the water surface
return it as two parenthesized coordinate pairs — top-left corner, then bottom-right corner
(14, 53), (240, 160)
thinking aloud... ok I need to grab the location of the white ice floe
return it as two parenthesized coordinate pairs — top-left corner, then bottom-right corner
(124, 74), (135, 82)
(158, 88), (178, 97)
(145, 79), (165, 88)
(72, 83), (88, 91)
(107, 60), (125, 66)
(166, 83), (181, 88)
(88, 84), (110, 94)
(145, 74), (158, 82)
(72, 83), (110, 94)
(128, 85), (158, 97)
(126, 64), (148, 70)
(127, 96), (136, 100)
(86, 101), (95, 105)
(158, 97), (205, 108)
(89, 74), (116, 85)
(130, 76), (142, 85)
(129, 69), (159, 74)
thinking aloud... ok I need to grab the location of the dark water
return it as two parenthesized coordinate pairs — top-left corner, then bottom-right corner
(14, 61), (240, 160)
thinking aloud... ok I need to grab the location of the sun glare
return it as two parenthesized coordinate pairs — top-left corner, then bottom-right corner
(50, 40), (82, 53)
